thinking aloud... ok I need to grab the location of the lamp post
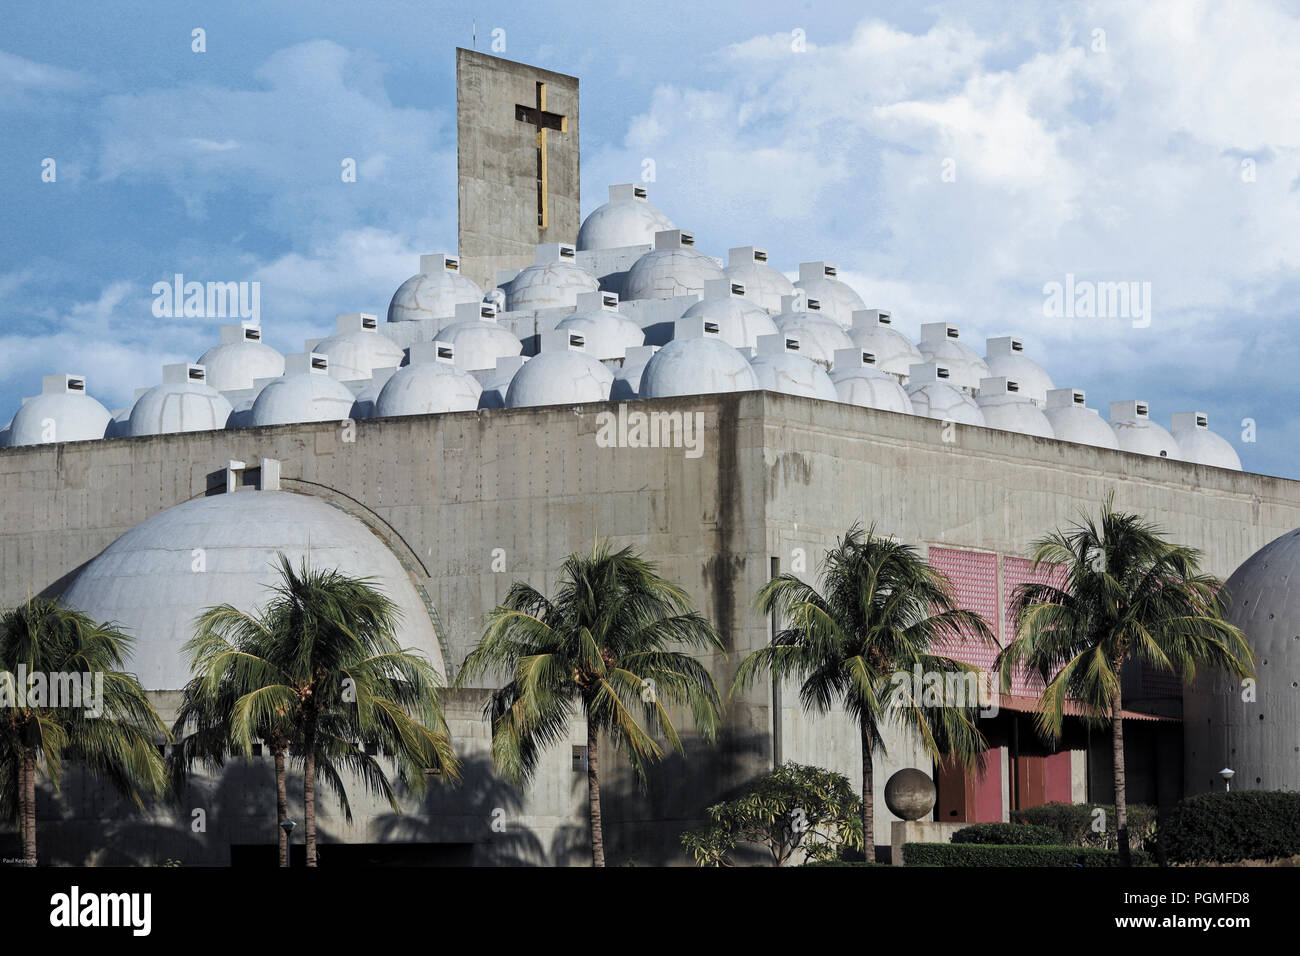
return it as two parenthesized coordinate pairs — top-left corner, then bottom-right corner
(1218, 767), (1235, 792)
(280, 819), (296, 867)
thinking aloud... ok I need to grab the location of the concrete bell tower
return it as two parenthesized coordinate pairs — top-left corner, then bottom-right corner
(456, 48), (580, 292)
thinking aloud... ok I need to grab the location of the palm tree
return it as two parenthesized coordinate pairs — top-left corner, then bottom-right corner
(176, 555), (459, 867)
(997, 496), (1254, 865)
(458, 542), (726, 867)
(0, 597), (169, 866)
(733, 525), (994, 862)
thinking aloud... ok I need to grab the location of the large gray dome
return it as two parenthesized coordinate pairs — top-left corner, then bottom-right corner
(830, 355), (913, 414)
(60, 491), (445, 690)
(848, 312), (923, 380)
(434, 316), (523, 371)
(1110, 401), (1182, 460)
(1043, 390), (1119, 449)
(773, 310), (853, 364)
(577, 184), (676, 251)
(1185, 529), (1300, 792)
(917, 323), (989, 391)
(750, 351), (837, 401)
(975, 379), (1055, 438)
(1171, 413), (1242, 470)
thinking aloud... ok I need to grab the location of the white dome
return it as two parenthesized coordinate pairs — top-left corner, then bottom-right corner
(388, 255), (484, 323)
(375, 362), (482, 417)
(505, 348), (614, 408)
(6, 377), (112, 446)
(848, 315), (922, 380)
(680, 294), (778, 351)
(577, 184), (676, 251)
(349, 372), (393, 419)
(312, 326), (404, 382)
(505, 259), (599, 311)
(1043, 391), (1120, 449)
(773, 311), (854, 364)
(623, 234), (725, 301)
(249, 369), (356, 427)
(724, 248), (795, 314)
(750, 352), (838, 401)
(198, 327), (285, 392)
(555, 310), (645, 360)
(976, 385), (1055, 439)
(60, 490), (444, 690)
(434, 318), (523, 371)
(984, 337), (1054, 405)
(1171, 415), (1242, 470)
(830, 365), (913, 414)
(906, 378), (986, 426)
(1110, 402), (1182, 459)
(794, 264), (866, 326)
(917, 331), (989, 391)
(640, 337), (757, 398)
(127, 374), (234, 437)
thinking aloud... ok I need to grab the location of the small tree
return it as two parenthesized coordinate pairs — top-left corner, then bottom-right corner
(682, 763), (863, 866)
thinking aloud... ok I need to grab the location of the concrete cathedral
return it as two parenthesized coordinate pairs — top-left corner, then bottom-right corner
(2, 48), (1298, 866)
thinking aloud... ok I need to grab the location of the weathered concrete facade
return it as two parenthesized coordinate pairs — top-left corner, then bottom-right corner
(456, 49), (580, 292)
(2, 392), (1297, 864)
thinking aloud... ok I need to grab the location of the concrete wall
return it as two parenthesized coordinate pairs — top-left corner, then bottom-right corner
(456, 49), (580, 292)
(3, 391), (1298, 863)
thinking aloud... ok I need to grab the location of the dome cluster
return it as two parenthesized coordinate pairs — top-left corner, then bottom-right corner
(0, 182), (1243, 473)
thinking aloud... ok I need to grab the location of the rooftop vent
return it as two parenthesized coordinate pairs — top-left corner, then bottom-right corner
(947, 327), (959, 339)
(863, 351), (876, 365)
(1172, 412), (1211, 432)
(786, 338), (800, 351)
(823, 265), (837, 278)
(728, 246), (769, 267)
(444, 256), (459, 272)
(633, 186), (647, 200)
(1075, 391), (1085, 404)
(680, 231), (695, 247)
(807, 298), (821, 311)
(602, 293), (618, 309)
(362, 314), (377, 330)
(1006, 380), (1020, 392)
(1046, 388), (1087, 409)
(480, 304), (496, 320)
(437, 345), (454, 361)
(160, 363), (207, 385)
(560, 244), (575, 259)
(731, 282), (746, 297)
(418, 254), (459, 275)
(754, 249), (767, 262)
(311, 354), (327, 372)
(244, 326), (261, 342)
(568, 333), (585, 350)
(704, 322), (720, 336)
(1012, 339), (1023, 351)
(1136, 403), (1148, 417)
(937, 366), (950, 379)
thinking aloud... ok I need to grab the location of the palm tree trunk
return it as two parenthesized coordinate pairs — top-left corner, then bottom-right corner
(860, 725), (875, 863)
(275, 745), (288, 867)
(20, 746), (36, 867)
(1112, 681), (1130, 867)
(587, 720), (605, 867)
(304, 742), (317, 868)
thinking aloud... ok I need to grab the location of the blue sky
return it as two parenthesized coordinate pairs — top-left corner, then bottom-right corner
(2, 0), (1298, 476)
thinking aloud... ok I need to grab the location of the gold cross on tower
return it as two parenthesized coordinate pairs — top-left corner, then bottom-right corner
(515, 81), (568, 229)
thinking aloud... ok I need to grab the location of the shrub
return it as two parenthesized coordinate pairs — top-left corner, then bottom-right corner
(1012, 801), (1158, 849)
(681, 762), (863, 866)
(1160, 791), (1300, 864)
(904, 842), (1149, 867)
(952, 822), (1059, 845)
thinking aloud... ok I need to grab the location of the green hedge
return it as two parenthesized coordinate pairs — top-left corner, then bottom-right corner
(1011, 802), (1158, 849)
(904, 842), (1149, 867)
(1160, 791), (1300, 864)
(952, 823), (1059, 845)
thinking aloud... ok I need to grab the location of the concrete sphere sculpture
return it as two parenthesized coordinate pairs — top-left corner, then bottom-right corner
(884, 768), (937, 821)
